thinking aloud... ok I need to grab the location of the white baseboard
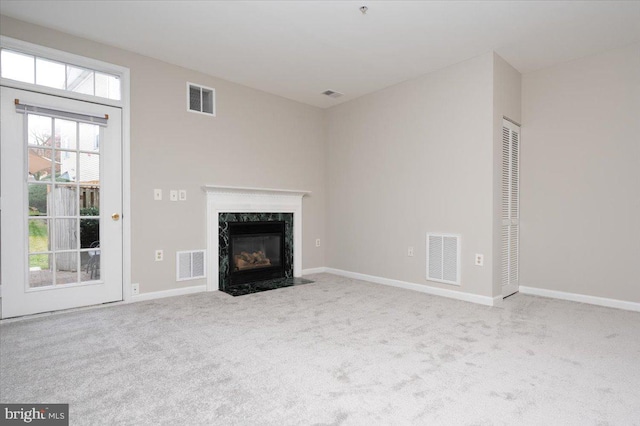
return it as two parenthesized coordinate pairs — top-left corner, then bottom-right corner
(131, 284), (207, 303)
(302, 267), (328, 275)
(519, 286), (640, 312)
(325, 267), (497, 307)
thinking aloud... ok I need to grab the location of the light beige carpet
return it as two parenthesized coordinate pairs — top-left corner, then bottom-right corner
(1, 273), (639, 425)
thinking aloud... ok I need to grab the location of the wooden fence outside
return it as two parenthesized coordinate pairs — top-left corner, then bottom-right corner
(47, 185), (100, 271)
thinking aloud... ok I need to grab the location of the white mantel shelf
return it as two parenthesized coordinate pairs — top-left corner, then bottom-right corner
(203, 185), (311, 197)
(204, 185), (309, 292)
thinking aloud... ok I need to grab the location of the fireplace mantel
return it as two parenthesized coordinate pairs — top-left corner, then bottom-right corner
(203, 185), (310, 291)
(203, 185), (310, 198)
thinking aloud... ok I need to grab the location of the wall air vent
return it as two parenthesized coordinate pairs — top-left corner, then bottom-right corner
(426, 233), (461, 285)
(187, 82), (215, 116)
(177, 250), (206, 281)
(322, 90), (344, 99)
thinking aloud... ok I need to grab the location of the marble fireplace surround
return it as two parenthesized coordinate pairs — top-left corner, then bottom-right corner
(204, 185), (310, 292)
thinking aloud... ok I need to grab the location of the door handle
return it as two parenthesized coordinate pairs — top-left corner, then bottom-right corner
(112, 213), (120, 221)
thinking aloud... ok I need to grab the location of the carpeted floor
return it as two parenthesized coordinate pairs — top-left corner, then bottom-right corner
(1, 273), (639, 425)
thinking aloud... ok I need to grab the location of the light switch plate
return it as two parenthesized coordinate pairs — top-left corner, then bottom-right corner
(179, 189), (187, 201)
(169, 190), (178, 202)
(154, 189), (162, 201)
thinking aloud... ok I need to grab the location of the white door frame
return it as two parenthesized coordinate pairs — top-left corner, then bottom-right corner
(0, 36), (132, 306)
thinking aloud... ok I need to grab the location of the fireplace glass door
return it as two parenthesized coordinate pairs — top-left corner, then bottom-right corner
(229, 221), (285, 284)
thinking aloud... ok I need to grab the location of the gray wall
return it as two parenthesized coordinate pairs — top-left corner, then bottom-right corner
(521, 43), (640, 303)
(325, 53), (496, 298)
(0, 16), (327, 294)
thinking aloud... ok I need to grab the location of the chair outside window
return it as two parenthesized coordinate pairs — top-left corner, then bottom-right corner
(86, 241), (100, 280)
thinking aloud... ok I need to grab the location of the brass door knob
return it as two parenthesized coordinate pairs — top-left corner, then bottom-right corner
(112, 213), (120, 221)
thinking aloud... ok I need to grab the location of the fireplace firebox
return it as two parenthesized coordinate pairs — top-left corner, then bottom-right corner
(229, 221), (285, 284)
(217, 211), (311, 296)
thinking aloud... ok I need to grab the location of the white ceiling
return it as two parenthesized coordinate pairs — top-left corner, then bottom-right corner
(1, 1), (639, 108)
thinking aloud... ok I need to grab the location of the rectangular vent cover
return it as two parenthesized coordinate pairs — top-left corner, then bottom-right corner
(187, 82), (215, 116)
(426, 233), (460, 285)
(176, 250), (206, 281)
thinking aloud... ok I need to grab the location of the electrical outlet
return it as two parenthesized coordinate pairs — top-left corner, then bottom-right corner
(408, 246), (414, 257)
(179, 189), (187, 201)
(475, 253), (484, 266)
(154, 189), (162, 201)
(315, 239), (321, 247)
(155, 250), (163, 261)
(169, 190), (178, 201)
(132, 283), (140, 295)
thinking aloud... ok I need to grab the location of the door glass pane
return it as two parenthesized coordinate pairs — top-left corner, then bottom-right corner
(79, 185), (100, 211)
(28, 148), (53, 181)
(80, 219), (99, 249)
(79, 123), (99, 152)
(107, 75), (121, 100)
(55, 119), (77, 150)
(56, 252), (78, 284)
(28, 114), (52, 146)
(52, 185), (78, 216)
(66, 65), (94, 95)
(94, 72), (121, 100)
(57, 151), (77, 182)
(1, 50), (35, 83)
(29, 219), (49, 253)
(54, 219), (77, 250)
(79, 153), (99, 182)
(35, 58), (65, 89)
(28, 183), (50, 216)
(29, 254), (53, 288)
(82, 248), (101, 281)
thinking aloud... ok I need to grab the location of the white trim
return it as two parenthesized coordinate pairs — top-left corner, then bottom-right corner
(121, 67), (132, 304)
(130, 285), (207, 303)
(302, 267), (328, 275)
(325, 268), (498, 307)
(519, 286), (640, 312)
(204, 185), (310, 292)
(203, 185), (310, 197)
(1, 36), (132, 306)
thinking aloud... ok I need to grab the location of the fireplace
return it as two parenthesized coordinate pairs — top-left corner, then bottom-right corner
(218, 212), (296, 295)
(205, 185), (313, 296)
(229, 221), (285, 284)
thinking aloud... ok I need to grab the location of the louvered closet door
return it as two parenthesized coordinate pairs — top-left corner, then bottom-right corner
(502, 119), (520, 297)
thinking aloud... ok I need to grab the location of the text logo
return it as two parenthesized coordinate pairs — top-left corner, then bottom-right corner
(1, 404), (68, 425)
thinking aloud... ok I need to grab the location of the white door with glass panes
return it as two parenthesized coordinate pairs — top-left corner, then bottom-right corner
(1, 87), (123, 318)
